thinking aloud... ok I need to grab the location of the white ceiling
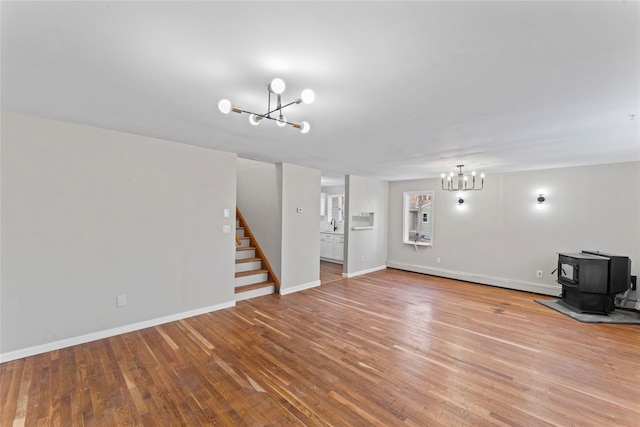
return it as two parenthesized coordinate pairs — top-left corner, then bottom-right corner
(2, 1), (639, 185)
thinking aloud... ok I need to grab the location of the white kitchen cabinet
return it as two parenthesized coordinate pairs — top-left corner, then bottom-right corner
(320, 234), (334, 259)
(320, 233), (344, 263)
(333, 235), (344, 261)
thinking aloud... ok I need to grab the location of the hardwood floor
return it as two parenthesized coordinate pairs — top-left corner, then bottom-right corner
(2, 268), (639, 426)
(320, 260), (344, 284)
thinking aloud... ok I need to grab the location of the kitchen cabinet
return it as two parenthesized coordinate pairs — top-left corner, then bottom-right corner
(320, 234), (334, 259)
(333, 236), (344, 261)
(320, 232), (344, 263)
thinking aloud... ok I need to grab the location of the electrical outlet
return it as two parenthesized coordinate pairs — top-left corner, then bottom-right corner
(116, 294), (127, 307)
(536, 270), (543, 278)
(222, 225), (231, 233)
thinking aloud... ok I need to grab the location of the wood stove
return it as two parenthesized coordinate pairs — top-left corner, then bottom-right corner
(556, 251), (631, 314)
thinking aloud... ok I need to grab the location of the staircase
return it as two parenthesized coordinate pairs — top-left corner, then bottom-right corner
(235, 208), (279, 301)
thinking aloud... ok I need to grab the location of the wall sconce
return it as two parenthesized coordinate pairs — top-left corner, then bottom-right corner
(537, 194), (546, 204)
(457, 193), (465, 205)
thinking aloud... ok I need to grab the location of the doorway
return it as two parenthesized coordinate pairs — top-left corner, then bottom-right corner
(320, 260), (345, 284)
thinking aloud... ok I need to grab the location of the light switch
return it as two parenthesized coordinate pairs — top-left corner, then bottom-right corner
(223, 208), (230, 217)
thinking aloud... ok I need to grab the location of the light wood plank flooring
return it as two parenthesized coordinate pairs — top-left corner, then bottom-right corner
(1, 268), (639, 426)
(320, 260), (344, 284)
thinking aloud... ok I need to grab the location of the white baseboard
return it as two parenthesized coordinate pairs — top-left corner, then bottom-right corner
(0, 300), (236, 364)
(279, 280), (321, 295)
(386, 262), (561, 296)
(320, 257), (343, 265)
(342, 265), (387, 278)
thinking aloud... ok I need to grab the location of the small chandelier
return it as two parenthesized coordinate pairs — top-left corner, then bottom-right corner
(218, 78), (314, 133)
(441, 164), (484, 191)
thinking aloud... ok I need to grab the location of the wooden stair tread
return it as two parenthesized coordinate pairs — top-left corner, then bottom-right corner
(235, 257), (262, 264)
(235, 268), (268, 278)
(235, 281), (275, 293)
(235, 208), (279, 294)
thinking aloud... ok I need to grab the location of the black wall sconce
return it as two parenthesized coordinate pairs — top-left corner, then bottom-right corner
(537, 194), (546, 204)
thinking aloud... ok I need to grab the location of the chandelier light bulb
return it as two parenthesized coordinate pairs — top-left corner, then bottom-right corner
(300, 121), (310, 134)
(269, 78), (286, 94)
(218, 99), (231, 114)
(276, 114), (287, 127)
(249, 114), (262, 126)
(301, 89), (315, 104)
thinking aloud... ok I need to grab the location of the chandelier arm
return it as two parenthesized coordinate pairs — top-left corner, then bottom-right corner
(240, 109), (302, 127)
(262, 102), (297, 117)
(264, 116), (298, 126)
(280, 100), (299, 110)
(468, 177), (483, 190)
(252, 100), (306, 119)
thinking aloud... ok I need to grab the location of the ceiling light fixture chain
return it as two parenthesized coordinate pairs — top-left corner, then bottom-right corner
(218, 78), (314, 133)
(441, 164), (485, 191)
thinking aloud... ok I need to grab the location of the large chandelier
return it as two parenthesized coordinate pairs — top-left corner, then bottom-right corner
(441, 164), (484, 191)
(218, 78), (314, 133)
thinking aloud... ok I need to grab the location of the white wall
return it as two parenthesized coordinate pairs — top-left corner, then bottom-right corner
(280, 163), (321, 294)
(1, 112), (237, 360)
(344, 176), (389, 277)
(236, 158), (282, 281)
(388, 162), (640, 296)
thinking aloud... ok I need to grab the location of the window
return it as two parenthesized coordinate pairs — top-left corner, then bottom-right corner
(327, 194), (345, 223)
(403, 191), (434, 246)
